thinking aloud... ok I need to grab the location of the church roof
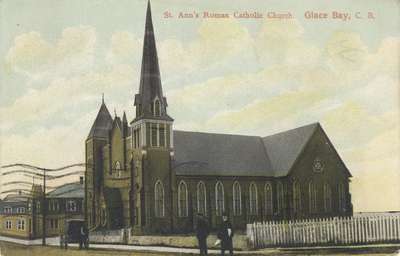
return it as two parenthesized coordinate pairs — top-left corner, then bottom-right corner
(173, 123), (320, 177)
(262, 123), (319, 177)
(174, 131), (273, 176)
(87, 101), (113, 140)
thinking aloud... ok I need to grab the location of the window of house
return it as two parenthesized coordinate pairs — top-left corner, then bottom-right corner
(215, 181), (224, 216)
(264, 183), (273, 215)
(197, 181), (207, 216)
(338, 183), (346, 212)
(17, 219), (25, 230)
(50, 219), (58, 229)
(233, 181), (241, 216)
(324, 183), (332, 212)
(154, 180), (164, 217)
(50, 201), (59, 212)
(309, 181), (317, 213)
(178, 181), (188, 217)
(66, 200), (77, 212)
(249, 183), (258, 215)
(5, 220), (12, 229)
(36, 202), (41, 213)
(4, 207), (12, 214)
(16, 207), (26, 214)
(292, 180), (301, 214)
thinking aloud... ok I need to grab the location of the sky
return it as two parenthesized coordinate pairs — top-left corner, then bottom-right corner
(0, 0), (399, 212)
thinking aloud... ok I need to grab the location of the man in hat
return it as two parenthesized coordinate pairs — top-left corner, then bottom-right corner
(196, 213), (210, 255)
(217, 213), (234, 256)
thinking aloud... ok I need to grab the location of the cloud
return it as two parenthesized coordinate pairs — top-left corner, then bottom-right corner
(255, 19), (320, 66)
(0, 64), (136, 130)
(106, 31), (142, 66)
(158, 18), (253, 76)
(5, 26), (96, 79)
(346, 127), (400, 211)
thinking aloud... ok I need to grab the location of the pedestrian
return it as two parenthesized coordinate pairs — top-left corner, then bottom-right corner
(79, 224), (88, 249)
(217, 213), (234, 256)
(196, 213), (210, 255)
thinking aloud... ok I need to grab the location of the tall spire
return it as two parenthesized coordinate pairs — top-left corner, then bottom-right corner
(134, 1), (172, 122)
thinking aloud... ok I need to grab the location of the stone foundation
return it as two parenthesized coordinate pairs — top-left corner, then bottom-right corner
(89, 229), (250, 250)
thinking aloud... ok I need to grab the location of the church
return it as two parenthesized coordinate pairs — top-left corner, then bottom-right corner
(85, 2), (353, 234)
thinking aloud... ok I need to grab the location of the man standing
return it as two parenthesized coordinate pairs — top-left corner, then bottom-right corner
(196, 213), (210, 255)
(217, 214), (234, 256)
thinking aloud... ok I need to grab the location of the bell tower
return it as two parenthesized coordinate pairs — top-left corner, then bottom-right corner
(130, 1), (175, 234)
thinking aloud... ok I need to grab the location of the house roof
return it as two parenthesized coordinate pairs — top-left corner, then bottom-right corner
(2, 194), (29, 203)
(173, 123), (321, 177)
(47, 182), (84, 198)
(87, 101), (113, 140)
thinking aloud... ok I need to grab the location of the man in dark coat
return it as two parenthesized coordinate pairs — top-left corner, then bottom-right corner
(196, 213), (210, 255)
(217, 214), (234, 256)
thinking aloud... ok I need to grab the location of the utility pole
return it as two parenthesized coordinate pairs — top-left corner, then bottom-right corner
(42, 169), (47, 246)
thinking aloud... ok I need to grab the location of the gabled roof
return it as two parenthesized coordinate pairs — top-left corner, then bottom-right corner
(262, 123), (319, 177)
(173, 131), (274, 176)
(2, 194), (29, 203)
(173, 123), (328, 177)
(47, 182), (84, 198)
(87, 101), (113, 139)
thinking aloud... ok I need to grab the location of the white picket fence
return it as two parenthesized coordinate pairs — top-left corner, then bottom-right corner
(247, 213), (400, 248)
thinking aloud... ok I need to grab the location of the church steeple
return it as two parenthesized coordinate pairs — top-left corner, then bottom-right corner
(134, 1), (172, 122)
(131, 1), (174, 150)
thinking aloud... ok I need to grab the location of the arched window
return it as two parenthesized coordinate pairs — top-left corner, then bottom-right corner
(114, 161), (122, 177)
(309, 181), (317, 213)
(154, 99), (160, 116)
(232, 181), (241, 216)
(249, 183), (258, 215)
(338, 182), (346, 212)
(264, 183), (273, 215)
(277, 181), (284, 214)
(101, 208), (107, 226)
(324, 183), (332, 212)
(178, 181), (188, 217)
(197, 181), (207, 215)
(215, 181), (224, 216)
(292, 180), (301, 213)
(154, 180), (164, 217)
